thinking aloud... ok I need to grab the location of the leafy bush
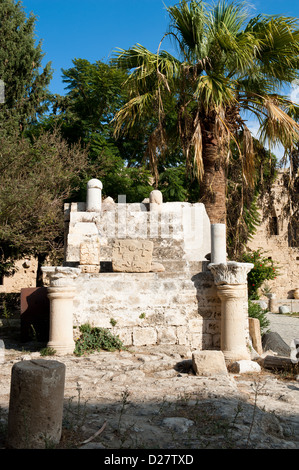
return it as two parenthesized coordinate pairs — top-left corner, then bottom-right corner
(74, 323), (125, 356)
(241, 249), (279, 300)
(0, 293), (20, 316)
(40, 347), (56, 357)
(248, 300), (270, 335)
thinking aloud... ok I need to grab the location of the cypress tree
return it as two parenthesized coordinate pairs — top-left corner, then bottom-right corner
(0, 0), (52, 131)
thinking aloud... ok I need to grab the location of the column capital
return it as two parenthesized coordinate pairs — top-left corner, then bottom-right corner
(42, 266), (80, 287)
(208, 261), (254, 286)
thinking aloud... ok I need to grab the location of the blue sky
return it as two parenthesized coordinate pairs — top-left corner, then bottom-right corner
(21, 0), (299, 159)
(22, 0), (299, 96)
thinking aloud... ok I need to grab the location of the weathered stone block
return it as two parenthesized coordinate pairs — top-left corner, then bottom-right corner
(190, 333), (204, 350)
(112, 239), (153, 272)
(157, 326), (177, 344)
(114, 328), (133, 346)
(80, 240), (100, 265)
(188, 318), (203, 333)
(177, 326), (188, 345)
(192, 350), (228, 376)
(133, 327), (157, 346)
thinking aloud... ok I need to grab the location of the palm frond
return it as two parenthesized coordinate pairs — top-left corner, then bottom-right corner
(112, 92), (154, 137)
(167, 0), (207, 58)
(194, 73), (236, 111)
(191, 114), (204, 180)
(258, 96), (299, 152)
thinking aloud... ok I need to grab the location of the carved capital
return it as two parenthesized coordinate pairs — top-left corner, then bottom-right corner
(42, 266), (81, 287)
(208, 262), (254, 286)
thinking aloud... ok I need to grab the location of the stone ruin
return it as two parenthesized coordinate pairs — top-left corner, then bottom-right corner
(5, 178), (262, 449)
(42, 178), (255, 363)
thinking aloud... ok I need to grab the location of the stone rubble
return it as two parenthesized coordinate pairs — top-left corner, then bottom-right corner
(0, 341), (298, 450)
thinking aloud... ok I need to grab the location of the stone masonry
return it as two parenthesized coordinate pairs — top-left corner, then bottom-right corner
(61, 190), (223, 350)
(248, 169), (299, 299)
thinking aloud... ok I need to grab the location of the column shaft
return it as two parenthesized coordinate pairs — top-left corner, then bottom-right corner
(47, 286), (76, 355)
(217, 284), (250, 362)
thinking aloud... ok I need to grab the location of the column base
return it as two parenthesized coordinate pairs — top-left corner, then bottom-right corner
(222, 349), (251, 363)
(47, 341), (75, 356)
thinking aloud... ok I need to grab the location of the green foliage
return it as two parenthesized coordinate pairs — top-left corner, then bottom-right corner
(159, 166), (188, 202)
(74, 324), (125, 356)
(248, 301), (270, 335)
(241, 249), (279, 300)
(0, 126), (88, 270)
(40, 347), (56, 357)
(227, 138), (278, 259)
(0, 0), (52, 130)
(100, 165), (153, 203)
(38, 58), (157, 203)
(0, 293), (20, 316)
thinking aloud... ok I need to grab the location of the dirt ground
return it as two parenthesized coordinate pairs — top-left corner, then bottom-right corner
(0, 329), (298, 451)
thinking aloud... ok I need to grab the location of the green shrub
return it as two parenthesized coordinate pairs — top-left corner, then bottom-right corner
(248, 300), (270, 335)
(241, 249), (279, 300)
(74, 323), (125, 356)
(40, 347), (56, 356)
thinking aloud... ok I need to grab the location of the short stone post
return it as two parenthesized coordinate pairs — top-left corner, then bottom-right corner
(208, 262), (254, 363)
(42, 267), (80, 355)
(268, 293), (277, 313)
(86, 178), (102, 212)
(149, 189), (163, 212)
(7, 359), (65, 449)
(211, 224), (226, 264)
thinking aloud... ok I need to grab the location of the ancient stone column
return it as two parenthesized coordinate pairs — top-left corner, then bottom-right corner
(86, 178), (102, 212)
(7, 359), (65, 449)
(208, 262), (253, 362)
(211, 224), (226, 264)
(42, 267), (80, 355)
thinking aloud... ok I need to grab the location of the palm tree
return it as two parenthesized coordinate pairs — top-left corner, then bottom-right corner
(112, 0), (299, 224)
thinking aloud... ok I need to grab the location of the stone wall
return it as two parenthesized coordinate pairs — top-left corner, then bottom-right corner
(0, 258), (38, 294)
(248, 169), (299, 299)
(72, 268), (222, 350)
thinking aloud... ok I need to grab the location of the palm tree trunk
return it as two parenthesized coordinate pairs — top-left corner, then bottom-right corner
(200, 130), (227, 224)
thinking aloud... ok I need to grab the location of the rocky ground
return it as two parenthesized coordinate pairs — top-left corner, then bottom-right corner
(0, 330), (298, 451)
